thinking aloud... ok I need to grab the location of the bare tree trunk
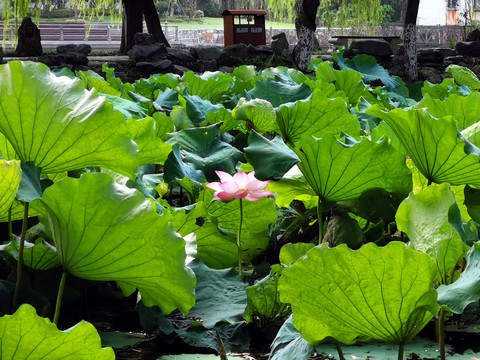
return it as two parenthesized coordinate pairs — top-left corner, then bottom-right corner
(293, 0), (320, 72)
(403, 0), (420, 81)
(120, 0), (170, 53)
(120, 0), (143, 53)
(143, 0), (170, 47)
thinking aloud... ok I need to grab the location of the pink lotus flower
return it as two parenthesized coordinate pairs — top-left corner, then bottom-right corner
(206, 171), (273, 202)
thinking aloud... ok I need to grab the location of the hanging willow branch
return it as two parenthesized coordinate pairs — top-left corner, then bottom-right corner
(1, 0), (120, 45)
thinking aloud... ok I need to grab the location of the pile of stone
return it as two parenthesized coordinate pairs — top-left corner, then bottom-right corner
(127, 32), (292, 76)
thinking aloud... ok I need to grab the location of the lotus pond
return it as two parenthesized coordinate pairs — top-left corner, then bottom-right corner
(2, 53), (480, 360)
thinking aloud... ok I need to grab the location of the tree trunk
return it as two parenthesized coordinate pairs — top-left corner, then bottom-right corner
(120, 0), (170, 53)
(120, 0), (144, 53)
(143, 0), (170, 47)
(403, 0), (420, 81)
(293, 0), (320, 72)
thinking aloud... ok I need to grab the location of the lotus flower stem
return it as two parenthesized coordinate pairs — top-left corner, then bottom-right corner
(54, 271), (68, 325)
(398, 343), (404, 360)
(438, 308), (446, 360)
(238, 198), (244, 277)
(317, 199), (323, 245)
(11, 202), (29, 313)
(334, 341), (345, 360)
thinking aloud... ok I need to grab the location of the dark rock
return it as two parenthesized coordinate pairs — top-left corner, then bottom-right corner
(41, 52), (88, 68)
(248, 44), (274, 59)
(166, 47), (195, 62)
(15, 17), (42, 56)
(172, 64), (192, 76)
(418, 67), (438, 81)
(134, 33), (155, 45)
(189, 46), (221, 61)
(196, 59), (218, 72)
(349, 39), (393, 58)
(127, 43), (167, 62)
(395, 44), (405, 56)
(426, 73), (448, 84)
(391, 54), (404, 66)
(443, 55), (466, 66)
(466, 29), (480, 42)
(57, 44), (92, 55)
(418, 48), (456, 64)
(456, 41), (480, 57)
(271, 32), (289, 54)
(136, 59), (172, 72)
(166, 47), (196, 69)
(218, 43), (249, 67)
(218, 66), (234, 73)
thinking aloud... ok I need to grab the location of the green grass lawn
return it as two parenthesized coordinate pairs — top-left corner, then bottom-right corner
(39, 16), (295, 29)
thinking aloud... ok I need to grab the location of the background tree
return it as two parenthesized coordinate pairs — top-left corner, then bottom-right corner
(403, 0), (419, 81)
(120, 0), (170, 53)
(1, 0), (170, 53)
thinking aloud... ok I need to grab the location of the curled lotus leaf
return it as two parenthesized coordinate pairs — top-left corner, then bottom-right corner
(40, 172), (196, 314)
(0, 61), (138, 177)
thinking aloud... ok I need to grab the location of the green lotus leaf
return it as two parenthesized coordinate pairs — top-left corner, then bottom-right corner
(40, 172), (195, 314)
(153, 88), (180, 112)
(77, 69), (120, 96)
(310, 61), (366, 105)
(171, 199), (237, 269)
(182, 93), (224, 125)
(368, 106), (480, 188)
(0, 61), (138, 177)
(16, 162), (54, 202)
(166, 124), (244, 181)
(0, 200), (41, 222)
(0, 159), (21, 218)
(104, 93), (148, 119)
(163, 145), (206, 195)
(437, 242), (480, 314)
(127, 117), (172, 166)
(193, 222), (238, 269)
(0, 237), (61, 271)
(183, 71), (233, 102)
(232, 98), (277, 133)
(187, 259), (246, 328)
(421, 78), (470, 100)
(152, 112), (175, 140)
(296, 135), (412, 202)
(246, 79), (312, 108)
(205, 107), (241, 134)
(279, 242), (315, 266)
(270, 315), (314, 360)
(245, 264), (289, 326)
(170, 106), (195, 130)
(335, 52), (399, 88)
(231, 65), (258, 93)
(0, 304), (114, 359)
(446, 64), (480, 90)
(267, 166), (317, 208)
(102, 63), (124, 92)
(396, 184), (466, 285)
(276, 89), (361, 145)
(207, 197), (277, 262)
(260, 66), (309, 84)
(244, 131), (299, 181)
(171, 200), (209, 237)
(279, 242), (439, 345)
(0, 133), (18, 160)
(418, 93), (480, 131)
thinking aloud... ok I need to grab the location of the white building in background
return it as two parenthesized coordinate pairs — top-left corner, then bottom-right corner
(417, 0), (480, 25)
